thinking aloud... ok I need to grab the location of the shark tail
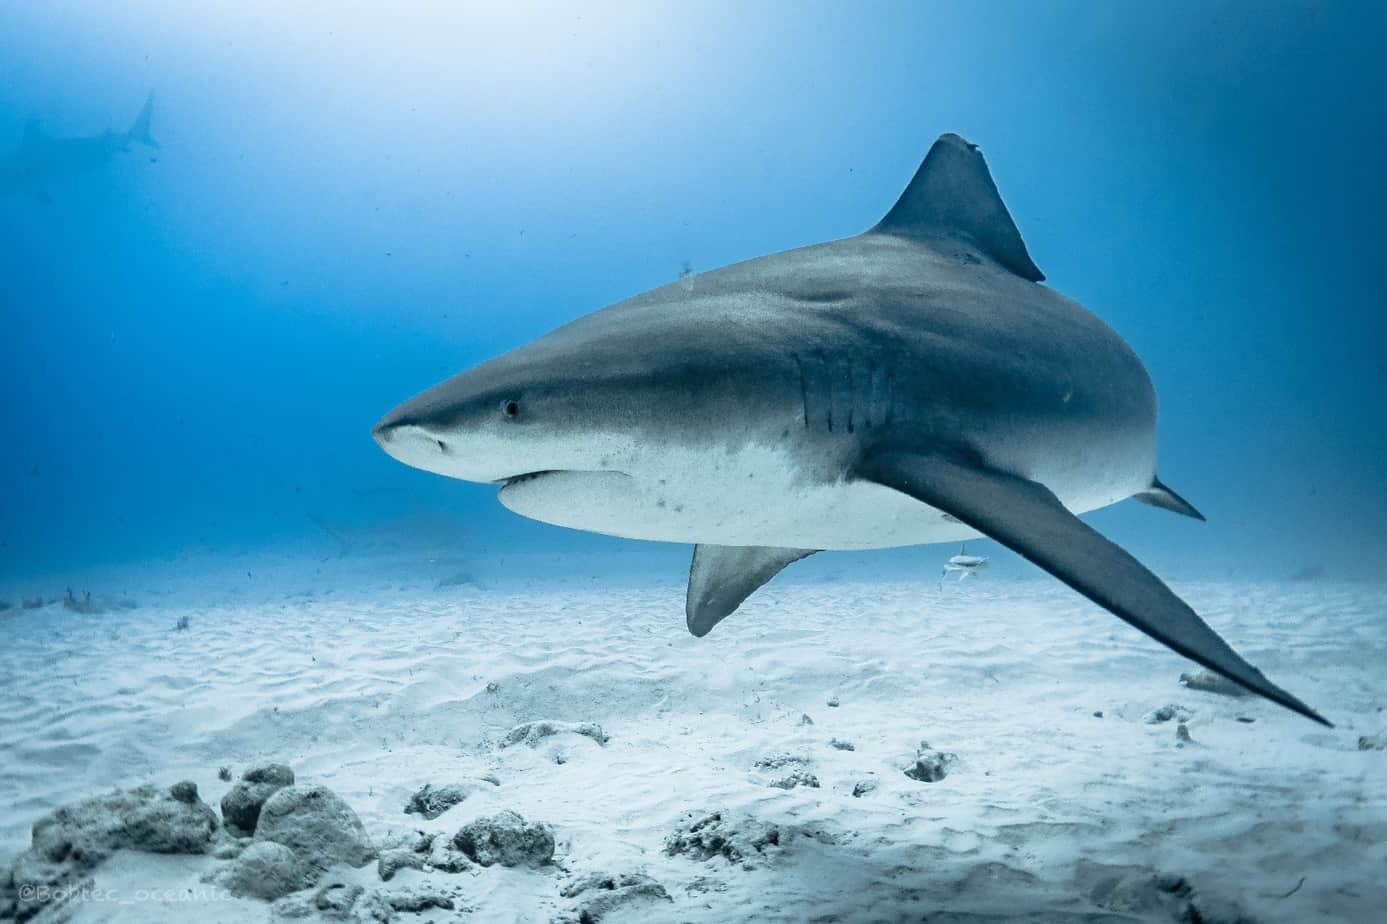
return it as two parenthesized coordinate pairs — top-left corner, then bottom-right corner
(127, 92), (158, 149)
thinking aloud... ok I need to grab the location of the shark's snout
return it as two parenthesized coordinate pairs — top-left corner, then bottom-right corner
(371, 405), (452, 466)
(371, 407), (423, 449)
(371, 390), (539, 485)
(371, 411), (409, 446)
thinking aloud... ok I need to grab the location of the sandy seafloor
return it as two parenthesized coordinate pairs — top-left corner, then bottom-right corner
(1, 554), (1383, 924)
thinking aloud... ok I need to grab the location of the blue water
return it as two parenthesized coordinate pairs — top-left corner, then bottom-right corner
(2, 1), (1384, 584)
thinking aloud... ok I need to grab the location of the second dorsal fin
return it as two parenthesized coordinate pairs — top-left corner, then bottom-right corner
(872, 133), (1044, 282)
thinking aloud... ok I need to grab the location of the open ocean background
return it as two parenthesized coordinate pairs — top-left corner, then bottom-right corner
(3, 0), (1384, 587)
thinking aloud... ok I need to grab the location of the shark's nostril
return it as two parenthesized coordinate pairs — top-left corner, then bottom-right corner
(372, 411), (418, 445)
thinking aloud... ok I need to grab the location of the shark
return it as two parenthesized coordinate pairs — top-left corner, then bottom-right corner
(373, 133), (1329, 726)
(0, 92), (158, 202)
(941, 544), (988, 584)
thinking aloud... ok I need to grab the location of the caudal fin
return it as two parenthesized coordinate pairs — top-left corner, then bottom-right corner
(127, 92), (158, 149)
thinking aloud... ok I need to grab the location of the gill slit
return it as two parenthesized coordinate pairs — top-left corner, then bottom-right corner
(792, 352), (809, 430)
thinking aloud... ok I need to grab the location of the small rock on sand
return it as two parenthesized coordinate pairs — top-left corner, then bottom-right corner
(904, 742), (957, 783)
(426, 832), (473, 873)
(403, 778), (499, 820)
(1358, 731), (1387, 751)
(1179, 670), (1250, 698)
(377, 846), (426, 881)
(385, 886), (458, 912)
(851, 779), (879, 798)
(221, 763), (295, 837)
(313, 876), (364, 917)
(559, 871), (672, 922)
(210, 841), (309, 901)
(829, 737), (855, 751)
(665, 812), (807, 868)
(212, 839), (245, 860)
(1143, 704), (1192, 725)
(768, 770), (820, 790)
(277, 877), (470, 923)
(751, 754), (819, 789)
(501, 720), (609, 747)
(255, 784), (375, 871)
(453, 811), (555, 868)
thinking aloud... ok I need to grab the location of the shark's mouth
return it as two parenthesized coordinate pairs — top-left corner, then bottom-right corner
(501, 470), (561, 488)
(501, 469), (634, 488)
(495, 469), (639, 534)
(497, 469), (636, 498)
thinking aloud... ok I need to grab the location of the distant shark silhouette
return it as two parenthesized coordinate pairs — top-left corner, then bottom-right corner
(0, 92), (157, 202)
(941, 544), (988, 584)
(374, 133), (1329, 726)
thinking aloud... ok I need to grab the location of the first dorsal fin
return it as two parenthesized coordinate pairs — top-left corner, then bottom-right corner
(873, 133), (1044, 282)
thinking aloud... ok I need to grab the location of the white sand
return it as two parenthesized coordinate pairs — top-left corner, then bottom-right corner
(1, 564), (1383, 922)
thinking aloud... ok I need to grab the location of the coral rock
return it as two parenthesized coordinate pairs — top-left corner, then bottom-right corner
(452, 811), (554, 868)
(255, 784), (375, 871)
(221, 763), (295, 837)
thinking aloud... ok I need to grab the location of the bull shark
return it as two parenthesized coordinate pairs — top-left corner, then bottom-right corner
(373, 133), (1329, 725)
(0, 92), (157, 202)
(942, 544), (988, 584)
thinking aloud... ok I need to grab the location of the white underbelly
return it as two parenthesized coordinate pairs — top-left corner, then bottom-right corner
(497, 441), (1149, 550)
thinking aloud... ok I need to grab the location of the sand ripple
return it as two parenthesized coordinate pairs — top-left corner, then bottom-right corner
(0, 575), (1383, 922)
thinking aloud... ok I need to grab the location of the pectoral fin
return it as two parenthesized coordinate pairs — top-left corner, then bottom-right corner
(687, 545), (817, 637)
(855, 450), (1330, 726)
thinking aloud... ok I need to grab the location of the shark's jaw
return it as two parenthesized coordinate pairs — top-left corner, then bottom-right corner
(378, 411), (1137, 550)
(490, 443), (992, 550)
(496, 469), (638, 532)
(499, 469), (561, 488)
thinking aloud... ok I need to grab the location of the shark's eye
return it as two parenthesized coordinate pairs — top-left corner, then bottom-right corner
(500, 399), (521, 420)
